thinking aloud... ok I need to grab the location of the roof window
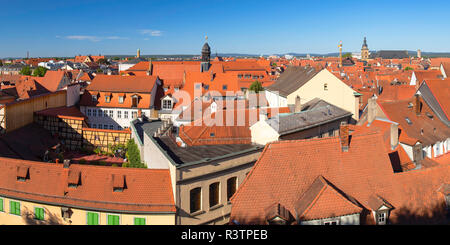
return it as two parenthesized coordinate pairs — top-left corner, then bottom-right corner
(405, 117), (412, 125)
(68, 171), (81, 188)
(17, 166), (30, 182)
(113, 174), (127, 192)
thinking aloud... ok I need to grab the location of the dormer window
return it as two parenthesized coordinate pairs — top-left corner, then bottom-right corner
(118, 95), (124, 104)
(113, 174), (126, 192)
(204, 85), (209, 90)
(68, 171), (81, 188)
(368, 195), (393, 225)
(131, 95), (139, 108)
(162, 98), (173, 110)
(222, 85), (228, 90)
(17, 166), (30, 182)
(92, 94), (98, 102)
(105, 95), (111, 103)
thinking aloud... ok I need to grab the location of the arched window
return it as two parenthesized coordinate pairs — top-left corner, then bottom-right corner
(190, 187), (202, 213)
(209, 182), (220, 208)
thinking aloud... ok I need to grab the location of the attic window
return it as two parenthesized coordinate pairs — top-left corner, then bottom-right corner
(324, 83), (328, 91)
(113, 174), (126, 192)
(204, 85), (209, 90)
(68, 171), (81, 188)
(105, 95), (111, 103)
(118, 96), (124, 104)
(92, 95), (98, 102)
(17, 166), (30, 182)
(405, 117), (412, 125)
(210, 133), (215, 137)
(408, 103), (413, 108)
(426, 112), (433, 119)
(222, 85), (228, 90)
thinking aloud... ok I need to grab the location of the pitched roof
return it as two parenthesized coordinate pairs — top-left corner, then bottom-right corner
(379, 97), (450, 146)
(37, 70), (66, 92)
(266, 99), (352, 135)
(0, 157), (175, 213)
(266, 66), (320, 97)
(230, 131), (450, 224)
(86, 75), (158, 93)
(295, 176), (362, 221)
(230, 132), (396, 224)
(423, 79), (450, 121)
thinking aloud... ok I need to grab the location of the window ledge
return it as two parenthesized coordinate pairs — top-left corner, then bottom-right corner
(209, 204), (224, 211)
(190, 210), (206, 217)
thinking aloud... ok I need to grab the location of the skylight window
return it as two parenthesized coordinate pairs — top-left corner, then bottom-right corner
(405, 117), (412, 125)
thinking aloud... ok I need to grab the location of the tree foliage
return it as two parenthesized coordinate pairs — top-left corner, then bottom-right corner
(19, 66), (32, 75)
(0, 60), (3, 66)
(32, 66), (48, 77)
(404, 66), (414, 71)
(124, 139), (146, 168)
(342, 53), (352, 58)
(97, 58), (109, 65)
(249, 81), (263, 93)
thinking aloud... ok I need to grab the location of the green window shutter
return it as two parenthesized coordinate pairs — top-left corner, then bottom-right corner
(88, 212), (99, 225)
(35, 207), (44, 220)
(0, 199), (3, 212)
(134, 217), (145, 225)
(108, 215), (119, 225)
(10, 201), (20, 215)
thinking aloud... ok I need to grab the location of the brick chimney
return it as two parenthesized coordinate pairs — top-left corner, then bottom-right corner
(339, 122), (349, 152)
(414, 94), (421, 115)
(294, 95), (302, 113)
(367, 97), (377, 124)
(390, 123), (399, 150)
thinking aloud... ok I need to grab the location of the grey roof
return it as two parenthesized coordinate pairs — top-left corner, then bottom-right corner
(370, 50), (409, 59)
(133, 119), (163, 144)
(266, 66), (320, 97)
(266, 99), (353, 135)
(134, 119), (261, 166)
(155, 135), (259, 165)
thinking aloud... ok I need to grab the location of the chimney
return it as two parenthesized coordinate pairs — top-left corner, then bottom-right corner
(414, 94), (421, 115)
(137, 49), (140, 58)
(63, 159), (71, 168)
(294, 95), (302, 113)
(390, 123), (399, 150)
(339, 122), (349, 152)
(367, 96), (377, 124)
(412, 143), (423, 170)
(55, 159), (60, 164)
(147, 60), (153, 75)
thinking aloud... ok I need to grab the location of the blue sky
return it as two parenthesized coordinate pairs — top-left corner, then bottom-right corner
(1, 0), (450, 58)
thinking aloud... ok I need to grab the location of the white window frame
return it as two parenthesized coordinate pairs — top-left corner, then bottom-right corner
(117, 110), (122, 119)
(109, 110), (114, 118)
(323, 220), (339, 225)
(162, 99), (173, 110)
(92, 109), (97, 117)
(118, 96), (124, 104)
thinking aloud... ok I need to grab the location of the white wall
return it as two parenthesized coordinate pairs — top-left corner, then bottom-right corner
(250, 120), (279, 145)
(81, 106), (152, 130)
(300, 213), (360, 225)
(265, 90), (287, 108)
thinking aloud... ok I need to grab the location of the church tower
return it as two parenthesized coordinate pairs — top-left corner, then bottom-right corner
(361, 37), (370, 61)
(201, 35), (211, 72)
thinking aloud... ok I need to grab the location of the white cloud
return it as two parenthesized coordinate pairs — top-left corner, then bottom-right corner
(66, 35), (101, 42)
(140, 29), (163, 37)
(59, 35), (129, 42)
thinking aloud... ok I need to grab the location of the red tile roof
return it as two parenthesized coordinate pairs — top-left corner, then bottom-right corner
(230, 132), (450, 224)
(35, 106), (87, 120)
(0, 157), (175, 213)
(85, 75), (158, 93)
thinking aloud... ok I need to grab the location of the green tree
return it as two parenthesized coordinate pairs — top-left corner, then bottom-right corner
(249, 81), (264, 93)
(0, 60), (3, 67)
(97, 58), (109, 65)
(112, 57), (120, 61)
(96, 68), (103, 73)
(32, 66), (48, 77)
(404, 66), (414, 71)
(342, 53), (352, 58)
(19, 66), (32, 75)
(124, 139), (146, 168)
